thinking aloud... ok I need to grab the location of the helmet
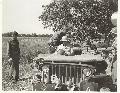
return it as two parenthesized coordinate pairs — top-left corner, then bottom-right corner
(61, 36), (69, 42)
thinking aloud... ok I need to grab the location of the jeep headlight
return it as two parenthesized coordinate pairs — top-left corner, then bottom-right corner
(83, 68), (93, 77)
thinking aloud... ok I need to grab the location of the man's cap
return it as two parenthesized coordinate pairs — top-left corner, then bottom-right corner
(60, 36), (69, 42)
(13, 31), (18, 36)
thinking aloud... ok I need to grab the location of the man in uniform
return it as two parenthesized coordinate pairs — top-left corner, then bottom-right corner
(8, 31), (20, 82)
(54, 36), (74, 56)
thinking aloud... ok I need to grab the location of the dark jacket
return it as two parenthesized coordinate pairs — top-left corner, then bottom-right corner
(8, 39), (20, 59)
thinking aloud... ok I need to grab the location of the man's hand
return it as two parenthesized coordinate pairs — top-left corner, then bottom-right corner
(8, 58), (12, 65)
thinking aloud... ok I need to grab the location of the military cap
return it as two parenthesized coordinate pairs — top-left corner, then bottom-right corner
(13, 31), (18, 36)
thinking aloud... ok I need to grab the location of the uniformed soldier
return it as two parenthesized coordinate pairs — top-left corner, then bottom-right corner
(54, 36), (74, 56)
(8, 31), (20, 82)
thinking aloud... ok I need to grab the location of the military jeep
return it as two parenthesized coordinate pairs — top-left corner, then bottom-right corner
(31, 51), (117, 91)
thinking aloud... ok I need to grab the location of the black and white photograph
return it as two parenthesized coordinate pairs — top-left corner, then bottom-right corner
(2, 0), (118, 91)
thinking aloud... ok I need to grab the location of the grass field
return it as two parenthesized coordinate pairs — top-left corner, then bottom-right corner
(2, 37), (50, 91)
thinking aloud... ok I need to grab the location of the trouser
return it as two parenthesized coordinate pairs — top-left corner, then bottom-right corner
(9, 58), (19, 81)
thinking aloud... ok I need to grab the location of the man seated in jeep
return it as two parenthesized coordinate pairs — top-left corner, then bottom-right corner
(54, 36), (74, 56)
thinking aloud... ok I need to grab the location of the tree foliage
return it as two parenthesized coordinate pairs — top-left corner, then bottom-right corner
(39, 0), (117, 40)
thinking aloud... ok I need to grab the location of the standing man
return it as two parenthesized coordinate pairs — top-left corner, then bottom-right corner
(8, 31), (20, 82)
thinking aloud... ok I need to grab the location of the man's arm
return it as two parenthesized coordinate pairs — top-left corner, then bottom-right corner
(7, 41), (13, 65)
(7, 41), (11, 58)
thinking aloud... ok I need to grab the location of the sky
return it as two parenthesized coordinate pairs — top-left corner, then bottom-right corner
(3, 0), (54, 34)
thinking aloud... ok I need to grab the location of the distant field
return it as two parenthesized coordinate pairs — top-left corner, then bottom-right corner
(2, 37), (50, 91)
(2, 37), (50, 55)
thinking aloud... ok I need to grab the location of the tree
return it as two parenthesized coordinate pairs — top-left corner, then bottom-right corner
(39, 0), (117, 41)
